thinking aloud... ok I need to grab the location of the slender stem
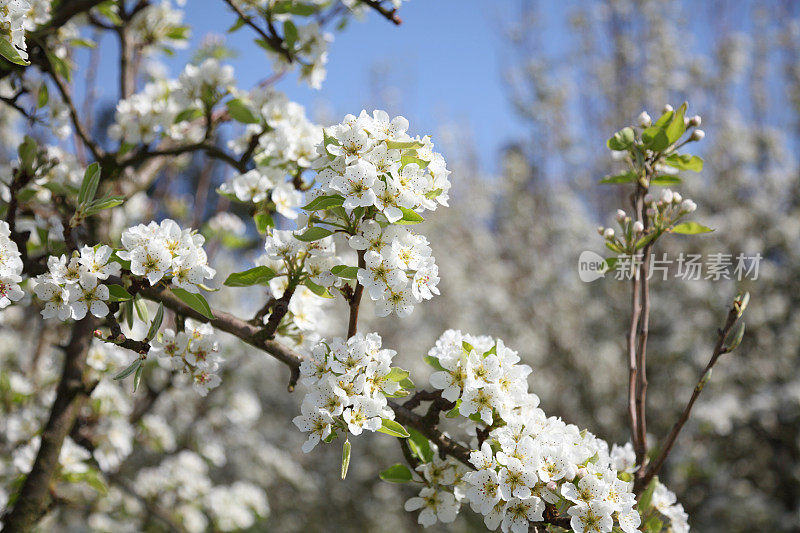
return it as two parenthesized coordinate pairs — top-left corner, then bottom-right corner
(638, 306), (740, 490)
(627, 190), (644, 458)
(347, 250), (366, 338)
(634, 184), (652, 479)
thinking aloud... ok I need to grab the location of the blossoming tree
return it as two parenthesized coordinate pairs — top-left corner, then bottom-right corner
(0, 1), (748, 532)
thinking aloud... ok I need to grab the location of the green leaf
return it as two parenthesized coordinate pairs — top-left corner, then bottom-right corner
(642, 126), (670, 152)
(133, 295), (148, 323)
(227, 17), (246, 32)
(606, 127), (634, 151)
(424, 355), (446, 372)
(330, 265), (359, 279)
(254, 212), (274, 233)
(663, 153), (703, 172)
(407, 428), (433, 463)
(400, 155), (429, 169)
(84, 195), (126, 216)
(379, 463), (413, 483)
(665, 102), (687, 144)
(224, 266), (276, 287)
(113, 359), (141, 380)
(18, 136), (37, 173)
(78, 163), (101, 205)
(146, 303), (164, 341)
(395, 207), (424, 225)
(638, 476), (658, 512)
(649, 175), (682, 186)
(171, 288), (215, 320)
(377, 418), (410, 438)
(671, 222), (714, 235)
(303, 279), (334, 298)
(724, 321), (746, 352)
(386, 367), (409, 382)
(341, 439), (351, 480)
(385, 140), (424, 150)
(283, 20), (299, 50)
(106, 284), (133, 302)
(302, 194), (345, 211)
(133, 364), (143, 392)
(654, 110), (674, 127)
(399, 377), (415, 390)
(123, 300), (134, 329)
(226, 98), (260, 124)
(175, 107), (204, 123)
(295, 227), (333, 242)
(599, 171), (636, 185)
(37, 84), (48, 108)
(0, 38), (29, 66)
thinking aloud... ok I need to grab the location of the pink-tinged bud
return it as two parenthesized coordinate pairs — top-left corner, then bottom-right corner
(662, 104), (674, 114)
(646, 207), (656, 217)
(616, 209), (627, 222)
(603, 228), (615, 239)
(644, 194), (654, 204)
(597, 226), (605, 236)
(577, 467), (588, 479)
(632, 221), (644, 233)
(547, 481), (558, 492)
(691, 129), (705, 141)
(689, 115), (702, 127)
(93, 330), (103, 338)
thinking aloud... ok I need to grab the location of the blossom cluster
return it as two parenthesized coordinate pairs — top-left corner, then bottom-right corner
(293, 333), (399, 452)
(415, 330), (652, 533)
(109, 58), (233, 145)
(0, 221), (24, 309)
(33, 245), (119, 320)
(352, 221), (440, 317)
(220, 88), (321, 218)
(118, 218), (215, 291)
(0, 0), (30, 60)
(311, 110), (451, 217)
(150, 319), (222, 396)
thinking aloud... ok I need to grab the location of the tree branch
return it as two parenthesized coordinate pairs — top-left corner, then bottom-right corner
(637, 304), (741, 491)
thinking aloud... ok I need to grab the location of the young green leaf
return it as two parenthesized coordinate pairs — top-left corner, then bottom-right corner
(226, 98), (260, 124)
(171, 287), (215, 320)
(224, 266), (276, 287)
(377, 418), (410, 438)
(283, 20), (299, 50)
(303, 279), (334, 298)
(599, 171), (636, 185)
(302, 194), (345, 211)
(113, 359), (141, 381)
(106, 284), (133, 302)
(386, 367), (410, 382)
(423, 355), (446, 372)
(133, 295), (148, 323)
(671, 222), (714, 235)
(295, 227), (333, 242)
(133, 365), (143, 392)
(606, 127), (635, 151)
(0, 39), (30, 66)
(663, 153), (703, 172)
(378, 463), (413, 483)
(330, 265), (359, 279)
(665, 102), (688, 144)
(407, 428), (433, 463)
(78, 162), (101, 205)
(341, 439), (351, 480)
(146, 303), (164, 341)
(396, 207), (424, 225)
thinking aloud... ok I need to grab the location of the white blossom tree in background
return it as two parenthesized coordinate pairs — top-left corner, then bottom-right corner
(0, 1), (783, 532)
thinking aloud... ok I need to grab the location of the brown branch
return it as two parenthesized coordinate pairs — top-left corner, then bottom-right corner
(634, 183), (652, 479)
(626, 189), (643, 463)
(637, 304), (741, 491)
(347, 250), (366, 338)
(360, 0), (402, 25)
(222, 0), (293, 63)
(2, 317), (99, 532)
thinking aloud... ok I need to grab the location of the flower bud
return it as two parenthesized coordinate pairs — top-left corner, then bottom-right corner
(680, 199), (697, 213)
(632, 221), (644, 233)
(577, 467), (588, 479)
(603, 228), (615, 239)
(662, 104), (674, 114)
(689, 115), (702, 126)
(616, 209), (627, 222)
(644, 193), (654, 204)
(646, 207), (656, 217)
(691, 129), (705, 141)
(637, 111), (652, 128)
(672, 192), (683, 203)
(547, 481), (558, 492)
(597, 226), (605, 236)
(661, 189), (674, 204)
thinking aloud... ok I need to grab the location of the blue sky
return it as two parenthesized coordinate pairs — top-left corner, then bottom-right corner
(90, 1), (530, 173)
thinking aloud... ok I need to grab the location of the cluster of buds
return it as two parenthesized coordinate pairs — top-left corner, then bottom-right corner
(644, 189), (697, 224)
(639, 106), (704, 141)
